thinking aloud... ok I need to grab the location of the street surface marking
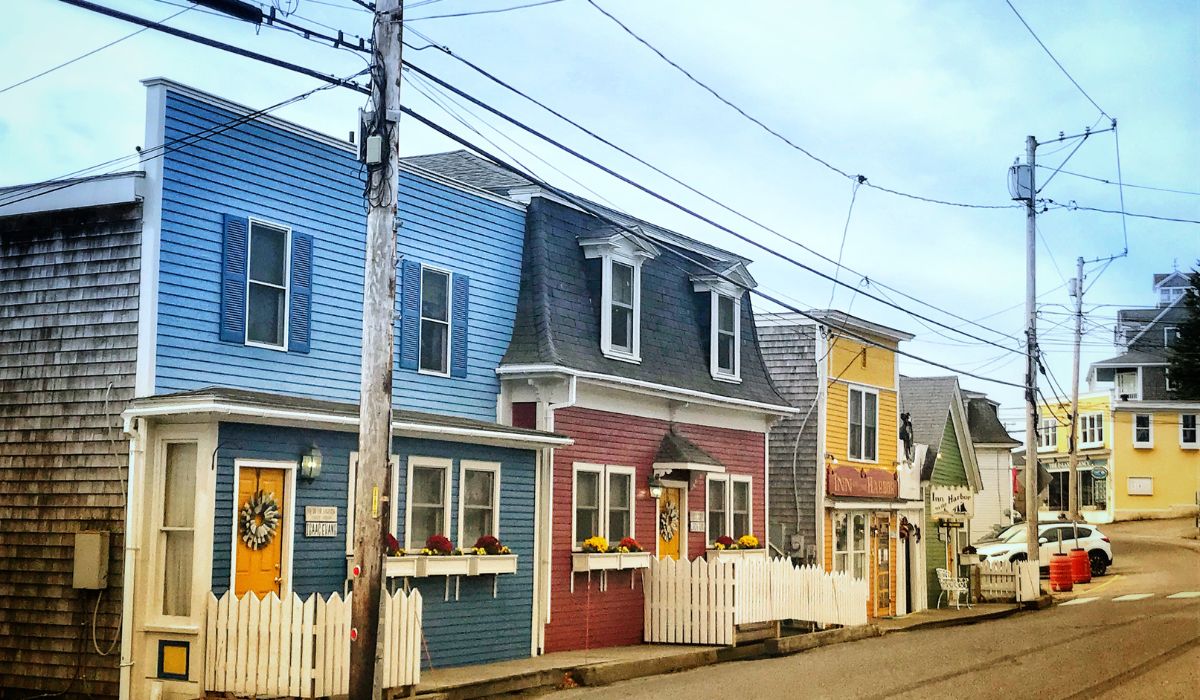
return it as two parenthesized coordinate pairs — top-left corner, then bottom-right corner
(1111, 594), (1154, 602)
(1060, 597), (1098, 606)
(1166, 591), (1200, 599)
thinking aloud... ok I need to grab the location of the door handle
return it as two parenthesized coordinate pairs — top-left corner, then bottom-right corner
(274, 577), (283, 584)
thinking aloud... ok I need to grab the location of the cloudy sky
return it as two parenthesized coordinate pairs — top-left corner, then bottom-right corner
(2, 0), (1197, 435)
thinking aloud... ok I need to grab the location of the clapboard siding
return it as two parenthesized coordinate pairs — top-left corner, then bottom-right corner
(756, 323), (818, 557)
(156, 89), (526, 422)
(544, 406), (765, 653)
(0, 204), (140, 699)
(210, 424), (536, 667)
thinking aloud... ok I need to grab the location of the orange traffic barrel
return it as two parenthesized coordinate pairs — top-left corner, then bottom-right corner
(1049, 553), (1074, 592)
(1069, 548), (1092, 584)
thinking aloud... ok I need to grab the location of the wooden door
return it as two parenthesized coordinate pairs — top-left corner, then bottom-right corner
(234, 467), (287, 597)
(873, 514), (891, 616)
(656, 487), (683, 559)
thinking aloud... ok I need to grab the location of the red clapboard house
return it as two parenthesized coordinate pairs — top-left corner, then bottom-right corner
(403, 151), (795, 653)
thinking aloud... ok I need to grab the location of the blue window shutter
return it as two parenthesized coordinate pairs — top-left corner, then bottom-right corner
(451, 273), (469, 378)
(399, 259), (421, 370)
(289, 232), (313, 353)
(219, 214), (249, 343)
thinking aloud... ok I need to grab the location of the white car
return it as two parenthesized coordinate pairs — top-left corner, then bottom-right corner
(976, 523), (1113, 576)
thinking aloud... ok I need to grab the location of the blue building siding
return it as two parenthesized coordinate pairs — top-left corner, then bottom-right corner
(155, 89), (526, 422)
(211, 423), (536, 667)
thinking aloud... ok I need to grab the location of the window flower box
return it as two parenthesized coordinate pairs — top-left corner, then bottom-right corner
(618, 551), (652, 570)
(705, 548), (768, 564)
(383, 555), (419, 578)
(416, 555), (472, 577)
(572, 551), (652, 572)
(469, 554), (518, 576)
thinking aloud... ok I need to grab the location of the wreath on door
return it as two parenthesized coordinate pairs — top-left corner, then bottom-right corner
(239, 489), (281, 550)
(658, 500), (679, 543)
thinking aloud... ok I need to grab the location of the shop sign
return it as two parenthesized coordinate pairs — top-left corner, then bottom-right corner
(826, 466), (898, 499)
(1091, 466), (1109, 479)
(305, 506), (338, 538)
(929, 485), (973, 522)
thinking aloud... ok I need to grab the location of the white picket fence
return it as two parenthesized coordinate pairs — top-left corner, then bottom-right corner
(643, 557), (869, 645)
(978, 560), (1039, 602)
(203, 589), (422, 697)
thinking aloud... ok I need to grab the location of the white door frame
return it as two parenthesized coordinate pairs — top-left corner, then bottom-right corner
(229, 459), (298, 598)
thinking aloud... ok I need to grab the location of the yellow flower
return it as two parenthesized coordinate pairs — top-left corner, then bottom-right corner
(583, 536), (609, 553)
(714, 542), (727, 550)
(474, 547), (487, 555)
(737, 534), (759, 549)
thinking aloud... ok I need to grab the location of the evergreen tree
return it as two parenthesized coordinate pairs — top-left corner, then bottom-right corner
(1168, 264), (1200, 399)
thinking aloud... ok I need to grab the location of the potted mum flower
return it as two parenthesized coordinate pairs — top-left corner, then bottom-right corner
(469, 534), (518, 576)
(707, 534), (767, 563)
(383, 532), (419, 578)
(572, 535), (652, 573)
(417, 534), (471, 577)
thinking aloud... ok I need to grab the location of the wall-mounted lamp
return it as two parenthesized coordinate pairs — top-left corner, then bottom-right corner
(647, 474), (665, 499)
(300, 444), (323, 481)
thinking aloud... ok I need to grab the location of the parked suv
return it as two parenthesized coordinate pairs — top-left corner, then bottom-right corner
(976, 523), (1113, 576)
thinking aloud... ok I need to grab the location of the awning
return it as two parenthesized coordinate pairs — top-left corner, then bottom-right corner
(652, 429), (725, 475)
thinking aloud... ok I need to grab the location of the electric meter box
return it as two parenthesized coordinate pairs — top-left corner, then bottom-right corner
(73, 531), (110, 589)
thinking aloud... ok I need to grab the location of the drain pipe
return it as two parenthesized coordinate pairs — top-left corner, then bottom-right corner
(538, 375), (576, 631)
(118, 416), (145, 700)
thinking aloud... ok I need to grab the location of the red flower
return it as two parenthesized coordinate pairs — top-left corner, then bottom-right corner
(425, 534), (453, 554)
(715, 535), (735, 547)
(619, 537), (642, 552)
(473, 535), (504, 555)
(385, 533), (401, 555)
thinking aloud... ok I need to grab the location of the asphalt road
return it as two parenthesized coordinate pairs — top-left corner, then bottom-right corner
(561, 519), (1200, 700)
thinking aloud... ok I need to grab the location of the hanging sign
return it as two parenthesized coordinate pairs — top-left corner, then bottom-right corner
(929, 485), (974, 522)
(826, 466), (898, 499)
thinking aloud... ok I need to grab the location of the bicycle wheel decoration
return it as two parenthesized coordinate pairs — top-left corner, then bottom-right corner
(239, 489), (280, 550)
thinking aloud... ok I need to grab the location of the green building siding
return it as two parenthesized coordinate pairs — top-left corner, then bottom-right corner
(926, 414), (969, 607)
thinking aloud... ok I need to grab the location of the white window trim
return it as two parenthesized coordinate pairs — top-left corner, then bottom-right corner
(244, 217), (292, 352)
(1165, 369), (1176, 393)
(1115, 370), (1140, 400)
(847, 385), (880, 463)
(571, 462), (636, 549)
(417, 264), (453, 377)
(403, 456), (454, 551)
(457, 460), (502, 549)
(1037, 416), (1059, 452)
(1132, 413), (1154, 449)
(599, 254), (642, 364)
(229, 459), (297, 600)
(705, 473), (728, 545)
(1079, 412), (1105, 449)
(709, 291), (742, 383)
(1180, 414), (1198, 449)
(153, 439), (201, 622)
(1164, 326), (1179, 347)
(730, 475), (753, 538)
(347, 452), (400, 560)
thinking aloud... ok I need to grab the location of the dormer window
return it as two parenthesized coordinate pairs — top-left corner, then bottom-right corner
(609, 259), (636, 355)
(711, 292), (741, 381)
(579, 226), (659, 364)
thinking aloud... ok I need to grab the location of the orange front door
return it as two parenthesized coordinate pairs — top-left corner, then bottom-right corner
(234, 467), (287, 597)
(873, 514), (891, 616)
(656, 487), (683, 559)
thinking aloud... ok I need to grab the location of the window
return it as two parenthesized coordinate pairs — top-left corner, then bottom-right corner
(1037, 416), (1058, 451)
(609, 260), (635, 354)
(706, 475), (753, 541)
(1133, 414), (1153, 448)
(1165, 326), (1181, 347)
(571, 463), (635, 547)
(246, 221), (290, 348)
(405, 457), (451, 550)
(419, 268), (451, 374)
(848, 387), (878, 461)
(1115, 371), (1139, 399)
(1166, 370), (1177, 394)
(832, 512), (868, 579)
(1080, 413), (1104, 448)
(1181, 414), (1198, 449)
(711, 292), (740, 380)
(161, 442), (197, 617)
(458, 461), (500, 547)
(1160, 287), (1184, 305)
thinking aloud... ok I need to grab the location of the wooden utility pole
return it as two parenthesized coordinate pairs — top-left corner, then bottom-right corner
(351, 1), (402, 698)
(1067, 256), (1085, 526)
(1022, 134), (1041, 564)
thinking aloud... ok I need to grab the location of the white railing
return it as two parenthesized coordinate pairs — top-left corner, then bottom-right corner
(977, 560), (1039, 602)
(204, 589), (422, 697)
(643, 557), (868, 645)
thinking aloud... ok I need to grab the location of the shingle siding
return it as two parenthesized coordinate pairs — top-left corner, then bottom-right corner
(0, 204), (141, 699)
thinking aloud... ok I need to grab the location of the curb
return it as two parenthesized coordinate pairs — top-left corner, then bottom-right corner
(877, 603), (1034, 635)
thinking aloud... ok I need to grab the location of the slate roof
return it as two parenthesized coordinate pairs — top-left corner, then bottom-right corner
(1117, 306), (1187, 325)
(654, 429), (723, 467)
(503, 196), (788, 407)
(963, 393), (1020, 446)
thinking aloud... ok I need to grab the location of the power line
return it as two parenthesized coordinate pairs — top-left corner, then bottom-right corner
(407, 0), (566, 21)
(1003, 0), (1110, 119)
(585, 0), (1020, 211)
(1035, 165), (1200, 197)
(0, 4), (193, 96)
(402, 29), (1026, 346)
(402, 60), (1028, 355)
(398, 101), (1029, 390)
(1043, 200), (1200, 225)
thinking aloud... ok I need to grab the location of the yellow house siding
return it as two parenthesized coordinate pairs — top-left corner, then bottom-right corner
(1111, 409), (1200, 517)
(826, 381), (898, 467)
(827, 336), (896, 390)
(1039, 393), (1112, 455)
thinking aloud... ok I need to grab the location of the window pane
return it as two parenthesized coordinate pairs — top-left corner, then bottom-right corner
(575, 471), (600, 545)
(421, 269), (449, 321)
(608, 473), (630, 509)
(608, 508), (630, 542)
(247, 283), (285, 346)
(249, 223), (286, 286)
(853, 553), (865, 580)
(420, 319), (448, 373)
(163, 443), (197, 528)
(717, 333), (735, 372)
(607, 473), (631, 542)
(732, 513), (749, 539)
(162, 531), (193, 616)
(463, 470), (494, 508)
(412, 466), (444, 506)
(411, 506), (443, 544)
(852, 514), (865, 552)
(462, 509), (492, 544)
(708, 479), (727, 538)
(849, 424), (863, 460)
(864, 424), (877, 461)
(834, 553), (848, 573)
(849, 390), (862, 426)
(611, 306), (632, 351)
(612, 262), (634, 306)
(865, 393), (877, 430)
(834, 513), (848, 553)
(732, 481), (750, 512)
(717, 295), (735, 332)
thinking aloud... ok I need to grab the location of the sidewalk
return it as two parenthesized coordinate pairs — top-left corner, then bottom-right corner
(874, 602), (1026, 633)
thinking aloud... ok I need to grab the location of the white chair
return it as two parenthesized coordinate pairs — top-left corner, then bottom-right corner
(936, 567), (971, 609)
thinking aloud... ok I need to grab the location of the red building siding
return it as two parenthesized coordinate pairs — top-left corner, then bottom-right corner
(543, 405), (766, 653)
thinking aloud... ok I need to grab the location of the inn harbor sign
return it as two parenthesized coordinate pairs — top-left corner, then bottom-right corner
(827, 465), (899, 499)
(929, 485), (974, 522)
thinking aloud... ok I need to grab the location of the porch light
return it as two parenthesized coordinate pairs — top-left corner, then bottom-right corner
(301, 444), (323, 481)
(647, 474), (665, 499)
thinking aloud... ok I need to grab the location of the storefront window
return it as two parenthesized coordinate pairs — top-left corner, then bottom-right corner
(833, 511), (868, 579)
(161, 442), (197, 617)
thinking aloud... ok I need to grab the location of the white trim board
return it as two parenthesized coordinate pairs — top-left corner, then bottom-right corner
(0, 171), (144, 218)
(135, 81), (167, 397)
(229, 458), (298, 599)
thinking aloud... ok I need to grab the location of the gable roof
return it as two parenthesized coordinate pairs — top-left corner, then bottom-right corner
(899, 375), (981, 490)
(501, 196), (788, 408)
(1154, 271), (1190, 288)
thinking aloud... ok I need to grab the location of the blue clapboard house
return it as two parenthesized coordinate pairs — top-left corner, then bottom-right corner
(118, 79), (567, 697)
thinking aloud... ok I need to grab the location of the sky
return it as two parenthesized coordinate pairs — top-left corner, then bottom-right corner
(1, 0), (1197, 437)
